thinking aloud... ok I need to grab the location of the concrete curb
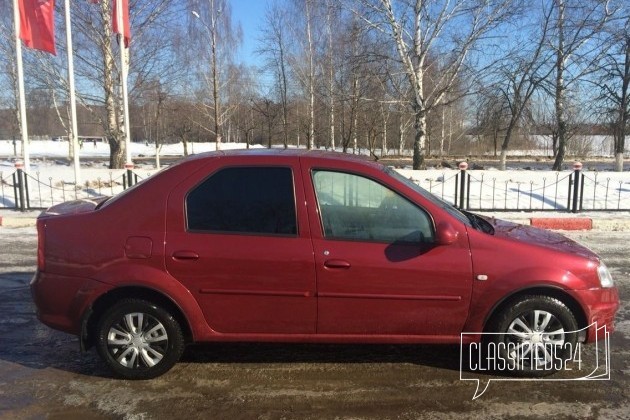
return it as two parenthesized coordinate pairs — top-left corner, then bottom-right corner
(0, 210), (42, 228)
(0, 215), (38, 228)
(530, 218), (593, 230)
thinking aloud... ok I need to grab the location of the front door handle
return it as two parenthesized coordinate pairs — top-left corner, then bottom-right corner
(171, 251), (199, 261)
(324, 259), (351, 269)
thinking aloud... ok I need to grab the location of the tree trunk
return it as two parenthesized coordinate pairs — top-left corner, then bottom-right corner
(352, 113), (358, 154)
(212, 20), (222, 150)
(499, 121), (517, 171)
(439, 106), (445, 157)
(382, 117), (387, 157)
(100, 0), (124, 169)
(552, 0), (566, 171)
(499, 147), (508, 171)
(398, 122), (405, 156)
(614, 152), (624, 172)
(412, 105), (426, 170)
(306, 0), (315, 150)
(614, 36), (629, 172)
(109, 137), (124, 169)
(327, 1), (335, 151)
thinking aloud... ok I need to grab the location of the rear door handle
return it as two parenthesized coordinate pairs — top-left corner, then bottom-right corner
(324, 259), (351, 269)
(171, 251), (199, 261)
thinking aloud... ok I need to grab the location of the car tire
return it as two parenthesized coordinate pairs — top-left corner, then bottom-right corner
(488, 295), (578, 377)
(95, 299), (185, 379)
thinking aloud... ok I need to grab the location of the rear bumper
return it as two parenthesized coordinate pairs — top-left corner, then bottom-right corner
(30, 271), (112, 335)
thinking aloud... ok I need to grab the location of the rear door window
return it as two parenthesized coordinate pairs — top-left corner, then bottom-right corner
(186, 167), (297, 235)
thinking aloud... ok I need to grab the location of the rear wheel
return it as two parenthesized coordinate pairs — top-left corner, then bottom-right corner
(489, 295), (578, 377)
(95, 299), (185, 379)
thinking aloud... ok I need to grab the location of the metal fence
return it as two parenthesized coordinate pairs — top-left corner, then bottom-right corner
(1, 162), (629, 212)
(1, 165), (146, 211)
(419, 162), (630, 212)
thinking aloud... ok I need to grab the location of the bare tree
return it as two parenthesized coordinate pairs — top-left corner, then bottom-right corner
(486, 4), (556, 169)
(0, 4), (20, 143)
(251, 96), (280, 148)
(325, 0), (339, 150)
(64, 0), (182, 168)
(549, 0), (612, 170)
(258, 1), (291, 148)
(596, 15), (629, 171)
(355, 0), (514, 169)
(289, 0), (317, 149)
(337, 17), (366, 154)
(190, 0), (242, 150)
(164, 99), (196, 156)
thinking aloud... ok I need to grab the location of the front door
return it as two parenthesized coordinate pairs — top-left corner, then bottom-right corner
(303, 164), (473, 337)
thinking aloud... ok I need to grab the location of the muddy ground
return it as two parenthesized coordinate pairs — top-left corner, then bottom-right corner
(0, 227), (628, 419)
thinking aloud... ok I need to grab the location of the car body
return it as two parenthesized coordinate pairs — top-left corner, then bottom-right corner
(31, 149), (619, 379)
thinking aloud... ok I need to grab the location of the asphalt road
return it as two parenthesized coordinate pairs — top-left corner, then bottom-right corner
(0, 227), (628, 419)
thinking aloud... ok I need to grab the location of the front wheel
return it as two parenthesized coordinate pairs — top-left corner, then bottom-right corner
(95, 299), (185, 379)
(489, 295), (579, 377)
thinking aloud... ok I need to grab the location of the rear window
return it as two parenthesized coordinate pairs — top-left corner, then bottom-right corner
(186, 166), (297, 236)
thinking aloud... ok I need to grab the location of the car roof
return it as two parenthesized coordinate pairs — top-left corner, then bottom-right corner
(181, 148), (381, 167)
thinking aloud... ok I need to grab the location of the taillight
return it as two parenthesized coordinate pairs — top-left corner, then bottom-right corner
(36, 220), (45, 271)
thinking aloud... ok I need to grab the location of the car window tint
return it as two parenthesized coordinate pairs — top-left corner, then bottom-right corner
(187, 167), (297, 235)
(313, 170), (434, 243)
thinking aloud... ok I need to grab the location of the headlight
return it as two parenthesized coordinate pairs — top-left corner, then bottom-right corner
(597, 262), (614, 288)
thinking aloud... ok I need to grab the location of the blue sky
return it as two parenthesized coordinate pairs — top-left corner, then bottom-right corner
(231, 0), (271, 66)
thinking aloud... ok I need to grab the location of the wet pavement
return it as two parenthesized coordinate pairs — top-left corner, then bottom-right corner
(0, 227), (629, 419)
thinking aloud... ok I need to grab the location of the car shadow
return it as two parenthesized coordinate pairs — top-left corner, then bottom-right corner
(182, 342), (462, 373)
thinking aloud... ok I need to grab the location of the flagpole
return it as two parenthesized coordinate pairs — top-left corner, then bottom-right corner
(12, 0), (30, 172)
(64, 0), (81, 187)
(116, 1), (132, 165)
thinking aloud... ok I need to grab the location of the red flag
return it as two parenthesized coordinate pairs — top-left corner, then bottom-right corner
(112, 0), (130, 48)
(18, 0), (56, 55)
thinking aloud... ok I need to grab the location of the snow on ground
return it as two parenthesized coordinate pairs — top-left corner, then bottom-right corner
(1, 140), (629, 211)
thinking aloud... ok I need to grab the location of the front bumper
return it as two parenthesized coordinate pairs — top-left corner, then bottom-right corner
(573, 287), (619, 343)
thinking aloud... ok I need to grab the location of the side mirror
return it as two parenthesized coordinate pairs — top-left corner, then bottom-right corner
(435, 221), (459, 245)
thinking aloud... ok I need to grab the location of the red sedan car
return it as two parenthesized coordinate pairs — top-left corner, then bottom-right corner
(31, 150), (618, 379)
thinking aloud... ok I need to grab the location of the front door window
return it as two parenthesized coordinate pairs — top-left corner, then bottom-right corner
(313, 170), (434, 243)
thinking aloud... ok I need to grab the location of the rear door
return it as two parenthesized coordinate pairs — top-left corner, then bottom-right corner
(165, 155), (316, 334)
(300, 157), (474, 337)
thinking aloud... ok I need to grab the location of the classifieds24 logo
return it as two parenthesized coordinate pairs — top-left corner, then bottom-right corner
(460, 322), (611, 399)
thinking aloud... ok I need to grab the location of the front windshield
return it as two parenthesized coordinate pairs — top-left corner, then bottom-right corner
(385, 167), (469, 226)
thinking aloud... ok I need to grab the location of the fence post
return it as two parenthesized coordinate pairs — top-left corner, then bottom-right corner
(125, 163), (134, 188)
(15, 162), (26, 212)
(571, 162), (582, 213)
(458, 161), (468, 210)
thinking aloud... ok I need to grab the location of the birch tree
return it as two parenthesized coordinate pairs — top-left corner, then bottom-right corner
(549, 0), (612, 170)
(289, 0), (317, 149)
(67, 0), (180, 168)
(325, 0), (339, 150)
(356, 0), (514, 169)
(190, 0), (242, 150)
